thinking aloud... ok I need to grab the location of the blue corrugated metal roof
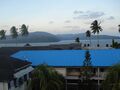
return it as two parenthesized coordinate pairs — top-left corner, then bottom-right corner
(11, 49), (120, 67)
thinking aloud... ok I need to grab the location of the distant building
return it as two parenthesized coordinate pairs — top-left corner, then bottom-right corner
(12, 49), (120, 89)
(0, 55), (33, 90)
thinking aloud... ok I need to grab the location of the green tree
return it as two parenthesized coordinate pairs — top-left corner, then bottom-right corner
(75, 37), (80, 44)
(28, 64), (65, 90)
(86, 30), (91, 46)
(20, 24), (29, 36)
(80, 50), (93, 90)
(10, 26), (18, 39)
(0, 30), (6, 40)
(90, 20), (102, 47)
(102, 64), (120, 90)
(82, 50), (92, 80)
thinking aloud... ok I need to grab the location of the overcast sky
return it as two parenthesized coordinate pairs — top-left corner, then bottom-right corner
(0, 0), (120, 35)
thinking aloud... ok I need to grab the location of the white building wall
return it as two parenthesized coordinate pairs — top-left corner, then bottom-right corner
(0, 82), (8, 90)
(9, 66), (34, 90)
(0, 82), (4, 90)
(9, 82), (27, 90)
(55, 68), (66, 76)
(14, 66), (33, 78)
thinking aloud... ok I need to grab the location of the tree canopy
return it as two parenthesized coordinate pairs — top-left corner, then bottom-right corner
(90, 20), (102, 34)
(86, 30), (91, 38)
(102, 63), (120, 90)
(20, 24), (29, 36)
(82, 50), (93, 80)
(0, 30), (6, 40)
(75, 37), (80, 44)
(10, 26), (18, 39)
(28, 64), (65, 90)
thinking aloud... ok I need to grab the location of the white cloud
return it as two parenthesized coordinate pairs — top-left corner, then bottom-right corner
(64, 20), (71, 23)
(73, 10), (84, 14)
(73, 10), (105, 19)
(49, 21), (54, 24)
(106, 16), (115, 20)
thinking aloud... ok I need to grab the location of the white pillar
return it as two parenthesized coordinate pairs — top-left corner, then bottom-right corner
(0, 82), (4, 90)
(66, 79), (67, 90)
(97, 67), (100, 90)
(3, 82), (8, 90)
(0, 82), (8, 90)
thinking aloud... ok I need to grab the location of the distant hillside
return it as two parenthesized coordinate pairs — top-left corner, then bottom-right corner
(57, 33), (120, 40)
(1, 32), (119, 44)
(0, 32), (60, 43)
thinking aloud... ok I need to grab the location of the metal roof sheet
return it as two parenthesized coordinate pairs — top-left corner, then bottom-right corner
(12, 49), (120, 67)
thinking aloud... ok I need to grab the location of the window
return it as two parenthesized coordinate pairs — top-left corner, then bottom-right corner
(8, 82), (11, 89)
(28, 72), (32, 78)
(24, 74), (27, 81)
(14, 78), (17, 88)
(19, 77), (23, 86)
(100, 68), (105, 72)
(93, 68), (96, 73)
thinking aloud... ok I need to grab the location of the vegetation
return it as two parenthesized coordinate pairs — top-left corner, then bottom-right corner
(111, 25), (120, 48)
(0, 24), (29, 45)
(79, 50), (94, 90)
(82, 50), (93, 80)
(90, 20), (102, 47)
(86, 30), (91, 46)
(75, 37), (80, 44)
(0, 30), (6, 40)
(102, 63), (120, 90)
(10, 26), (18, 39)
(20, 24), (29, 36)
(111, 39), (120, 48)
(28, 64), (65, 90)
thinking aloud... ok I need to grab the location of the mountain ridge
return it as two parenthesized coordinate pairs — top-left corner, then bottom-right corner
(0, 31), (60, 43)
(56, 33), (120, 40)
(0, 31), (119, 43)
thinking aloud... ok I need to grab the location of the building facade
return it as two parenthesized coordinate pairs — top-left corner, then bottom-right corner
(0, 55), (34, 90)
(12, 49), (120, 89)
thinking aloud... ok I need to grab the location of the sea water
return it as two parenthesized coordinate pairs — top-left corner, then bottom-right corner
(0, 39), (120, 47)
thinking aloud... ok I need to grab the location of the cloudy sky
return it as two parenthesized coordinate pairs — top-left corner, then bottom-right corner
(0, 0), (120, 35)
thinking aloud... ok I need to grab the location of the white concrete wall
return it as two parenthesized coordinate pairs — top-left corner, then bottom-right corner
(55, 68), (66, 76)
(9, 66), (34, 90)
(14, 66), (33, 78)
(0, 82), (8, 90)
(9, 82), (27, 90)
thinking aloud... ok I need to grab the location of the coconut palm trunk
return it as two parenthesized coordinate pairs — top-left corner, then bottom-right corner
(16, 38), (17, 46)
(97, 34), (99, 46)
(89, 37), (91, 46)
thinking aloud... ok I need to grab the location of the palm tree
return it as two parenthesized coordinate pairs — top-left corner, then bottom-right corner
(10, 26), (18, 46)
(75, 37), (80, 44)
(0, 30), (6, 40)
(102, 63), (120, 90)
(20, 24), (29, 36)
(90, 20), (102, 47)
(27, 64), (65, 90)
(10, 26), (18, 39)
(86, 30), (91, 46)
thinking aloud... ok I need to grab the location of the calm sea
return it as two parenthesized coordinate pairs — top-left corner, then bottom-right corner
(0, 39), (120, 47)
